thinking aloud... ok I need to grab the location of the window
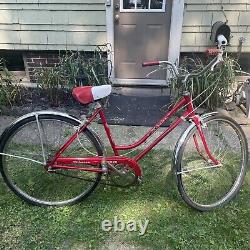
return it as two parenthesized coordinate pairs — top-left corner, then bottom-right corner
(122, 0), (165, 12)
(0, 51), (25, 71)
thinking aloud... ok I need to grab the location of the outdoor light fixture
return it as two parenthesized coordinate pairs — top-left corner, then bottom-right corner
(211, 21), (231, 47)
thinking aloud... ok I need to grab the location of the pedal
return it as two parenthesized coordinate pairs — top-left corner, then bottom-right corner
(101, 163), (108, 174)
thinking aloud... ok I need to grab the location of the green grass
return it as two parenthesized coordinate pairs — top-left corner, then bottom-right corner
(0, 150), (249, 250)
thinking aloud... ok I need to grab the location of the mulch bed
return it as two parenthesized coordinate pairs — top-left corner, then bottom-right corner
(0, 88), (85, 118)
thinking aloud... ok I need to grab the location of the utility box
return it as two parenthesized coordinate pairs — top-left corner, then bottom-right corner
(211, 21), (231, 44)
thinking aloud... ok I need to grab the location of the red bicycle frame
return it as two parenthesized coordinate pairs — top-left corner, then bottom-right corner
(47, 94), (219, 177)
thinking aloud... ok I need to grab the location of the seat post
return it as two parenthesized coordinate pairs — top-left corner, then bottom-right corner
(86, 102), (102, 118)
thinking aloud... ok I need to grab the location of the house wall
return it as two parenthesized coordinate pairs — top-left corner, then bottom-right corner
(0, 0), (107, 51)
(182, 0), (250, 52)
(1, 0), (249, 53)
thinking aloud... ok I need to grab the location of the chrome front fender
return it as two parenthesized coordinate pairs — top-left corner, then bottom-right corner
(172, 112), (218, 169)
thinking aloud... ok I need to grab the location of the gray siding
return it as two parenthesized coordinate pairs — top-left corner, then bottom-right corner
(0, 0), (106, 50)
(1, 0), (249, 53)
(182, 0), (250, 52)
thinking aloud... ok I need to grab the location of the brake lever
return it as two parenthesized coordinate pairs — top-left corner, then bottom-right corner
(145, 66), (163, 78)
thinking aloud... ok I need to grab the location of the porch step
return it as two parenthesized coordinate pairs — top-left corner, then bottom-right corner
(112, 86), (170, 97)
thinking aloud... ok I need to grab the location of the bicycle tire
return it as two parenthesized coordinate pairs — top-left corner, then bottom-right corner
(0, 112), (104, 206)
(174, 115), (248, 211)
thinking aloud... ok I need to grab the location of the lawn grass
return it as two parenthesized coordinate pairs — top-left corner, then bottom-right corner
(0, 150), (249, 250)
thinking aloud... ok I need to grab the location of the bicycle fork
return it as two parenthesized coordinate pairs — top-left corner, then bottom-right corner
(192, 115), (221, 166)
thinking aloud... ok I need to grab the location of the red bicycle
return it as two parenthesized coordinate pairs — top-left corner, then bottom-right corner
(0, 49), (248, 211)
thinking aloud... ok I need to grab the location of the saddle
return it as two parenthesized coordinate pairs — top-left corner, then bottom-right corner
(72, 85), (112, 105)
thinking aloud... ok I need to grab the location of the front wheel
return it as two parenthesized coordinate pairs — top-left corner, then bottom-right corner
(0, 113), (104, 206)
(175, 115), (248, 211)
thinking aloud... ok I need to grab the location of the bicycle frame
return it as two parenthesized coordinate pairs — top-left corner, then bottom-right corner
(48, 93), (219, 176)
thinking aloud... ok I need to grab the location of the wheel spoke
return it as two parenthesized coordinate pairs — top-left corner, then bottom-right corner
(176, 164), (222, 175)
(0, 152), (44, 165)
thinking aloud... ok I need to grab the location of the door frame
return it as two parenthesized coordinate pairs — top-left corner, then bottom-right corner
(105, 0), (185, 86)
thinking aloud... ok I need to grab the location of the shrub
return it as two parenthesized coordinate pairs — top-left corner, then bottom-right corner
(35, 45), (112, 106)
(36, 66), (65, 107)
(0, 59), (23, 107)
(172, 54), (242, 110)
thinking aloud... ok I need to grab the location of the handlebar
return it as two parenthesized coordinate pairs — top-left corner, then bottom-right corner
(183, 49), (223, 82)
(142, 61), (159, 67)
(206, 48), (222, 56)
(142, 48), (224, 83)
(142, 60), (179, 78)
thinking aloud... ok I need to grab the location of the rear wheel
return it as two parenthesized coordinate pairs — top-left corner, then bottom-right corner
(175, 115), (248, 211)
(0, 113), (103, 206)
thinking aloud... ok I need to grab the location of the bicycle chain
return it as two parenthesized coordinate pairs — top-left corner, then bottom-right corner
(52, 170), (140, 188)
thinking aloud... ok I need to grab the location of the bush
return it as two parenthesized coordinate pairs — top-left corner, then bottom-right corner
(0, 59), (23, 107)
(173, 54), (242, 110)
(36, 66), (66, 107)
(36, 45), (112, 106)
